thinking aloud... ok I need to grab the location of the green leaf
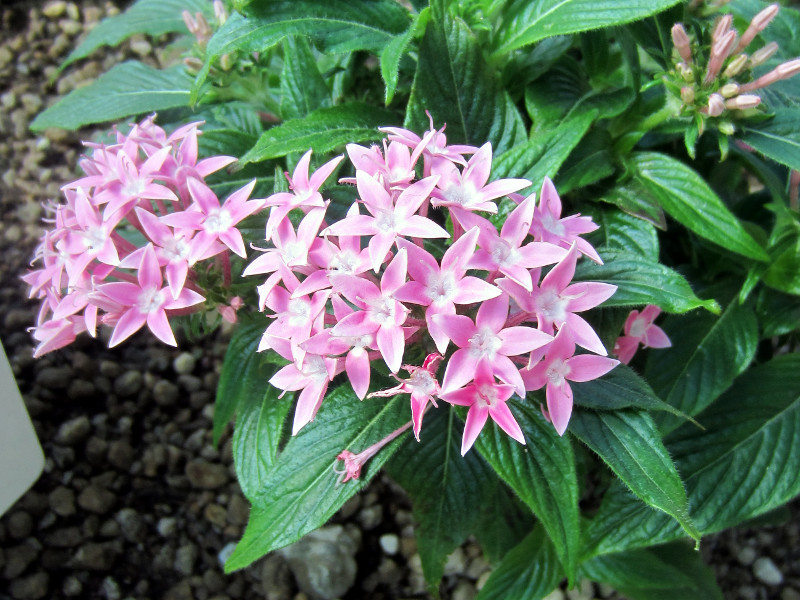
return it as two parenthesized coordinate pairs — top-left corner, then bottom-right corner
(757, 287), (800, 337)
(31, 62), (193, 132)
(213, 320), (275, 446)
(59, 0), (209, 70)
(239, 103), (396, 164)
(476, 525), (563, 600)
(404, 11), (525, 155)
(629, 152), (769, 261)
(644, 301), (758, 435)
(380, 9), (428, 105)
(225, 387), (409, 572)
(492, 0), (683, 55)
(555, 128), (615, 194)
(584, 354), (800, 556)
(587, 208), (660, 262)
(581, 542), (723, 600)
(569, 409), (699, 543)
(233, 375), (292, 502)
(195, 0), (410, 93)
(474, 484), (535, 566)
(475, 400), (580, 582)
(598, 178), (667, 230)
(572, 365), (695, 425)
(280, 36), (331, 120)
(739, 109), (800, 171)
(573, 248), (720, 314)
(386, 409), (496, 585)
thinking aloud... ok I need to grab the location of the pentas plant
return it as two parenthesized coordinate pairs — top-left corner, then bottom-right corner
(25, 0), (800, 597)
(23, 116), (262, 357)
(244, 124), (618, 454)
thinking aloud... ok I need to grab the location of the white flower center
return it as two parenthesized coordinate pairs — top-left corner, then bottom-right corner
(629, 317), (648, 339)
(123, 178), (146, 198)
(425, 271), (455, 305)
(83, 225), (107, 253)
(536, 288), (568, 324)
(161, 236), (191, 262)
(545, 358), (571, 387)
(331, 249), (359, 274)
(283, 241), (305, 264)
(301, 354), (328, 381)
(409, 369), (436, 396)
(287, 298), (310, 327)
(489, 239), (519, 268)
(368, 295), (399, 326)
(444, 181), (477, 207)
(468, 326), (502, 360)
(476, 383), (499, 409)
(205, 208), (233, 234)
(137, 286), (164, 314)
(540, 211), (565, 237)
(375, 209), (397, 233)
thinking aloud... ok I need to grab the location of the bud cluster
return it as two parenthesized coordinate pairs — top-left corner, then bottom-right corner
(666, 4), (800, 151)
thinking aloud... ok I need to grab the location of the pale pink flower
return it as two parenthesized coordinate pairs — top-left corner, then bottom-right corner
(520, 326), (619, 435)
(613, 305), (671, 364)
(439, 360), (524, 455)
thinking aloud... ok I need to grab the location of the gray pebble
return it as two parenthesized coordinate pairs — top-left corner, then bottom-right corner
(107, 440), (134, 471)
(782, 589), (800, 600)
(42, 1), (67, 18)
(174, 543), (198, 576)
(260, 554), (292, 600)
(452, 580), (477, 600)
(357, 505), (382, 530)
(217, 542), (237, 567)
(62, 575), (82, 597)
(737, 545), (757, 566)
(280, 525), (358, 600)
(71, 542), (120, 570)
(37, 366), (73, 390)
(114, 370), (142, 397)
(67, 379), (95, 399)
(753, 556), (783, 586)
(101, 577), (121, 600)
(44, 526), (82, 548)
(7, 511), (33, 540)
(186, 459), (229, 489)
(153, 379), (180, 406)
(156, 517), (177, 538)
(77, 485), (115, 515)
(379, 533), (399, 556)
(4, 543), (38, 579)
(174, 352), (196, 375)
(9, 571), (49, 599)
(55, 415), (91, 445)
(444, 547), (467, 576)
(115, 508), (146, 543)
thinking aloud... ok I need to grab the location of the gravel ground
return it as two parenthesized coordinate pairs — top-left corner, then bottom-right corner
(0, 2), (799, 599)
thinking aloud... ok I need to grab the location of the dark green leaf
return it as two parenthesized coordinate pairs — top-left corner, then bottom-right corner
(554, 128), (615, 194)
(492, 0), (683, 55)
(569, 409), (699, 543)
(587, 208), (660, 262)
(756, 287), (800, 337)
(475, 400), (580, 581)
(573, 248), (720, 314)
(31, 62), (193, 131)
(739, 109), (800, 172)
(644, 301), (758, 434)
(629, 152), (769, 261)
(280, 36), (331, 120)
(476, 525), (563, 600)
(581, 542), (723, 600)
(386, 409), (496, 585)
(599, 178), (667, 230)
(380, 10), (428, 105)
(239, 103), (396, 164)
(474, 484), (535, 566)
(226, 387), (409, 571)
(404, 12), (525, 155)
(59, 0), (208, 70)
(233, 375), (292, 502)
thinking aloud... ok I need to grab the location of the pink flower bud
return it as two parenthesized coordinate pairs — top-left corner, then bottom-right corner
(705, 30), (737, 85)
(671, 24), (693, 64)
(740, 58), (800, 92)
(776, 58), (800, 79)
(725, 94), (761, 110)
(707, 93), (726, 116)
(680, 86), (696, 104)
(723, 54), (748, 78)
(749, 41), (779, 67)
(712, 14), (733, 44)
(720, 83), (739, 97)
(735, 3), (780, 53)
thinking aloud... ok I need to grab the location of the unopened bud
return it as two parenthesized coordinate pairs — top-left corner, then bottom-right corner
(725, 94), (762, 110)
(219, 53), (234, 71)
(678, 62), (694, 82)
(749, 42), (779, 67)
(681, 86), (695, 104)
(776, 58), (800, 79)
(182, 9), (198, 35)
(671, 24), (693, 64)
(718, 121), (736, 135)
(720, 83), (739, 97)
(723, 54), (748, 78)
(712, 14), (733, 44)
(736, 3), (780, 54)
(707, 93), (726, 116)
(183, 56), (204, 73)
(705, 30), (737, 85)
(213, 0), (228, 25)
(740, 58), (800, 92)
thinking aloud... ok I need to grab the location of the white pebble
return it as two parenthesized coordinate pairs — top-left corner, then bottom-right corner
(218, 542), (237, 568)
(753, 556), (783, 586)
(737, 546), (757, 566)
(379, 533), (399, 555)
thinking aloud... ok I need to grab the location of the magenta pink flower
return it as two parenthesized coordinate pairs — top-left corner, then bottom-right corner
(520, 326), (619, 435)
(98, 244), (204, 347)
(440, 360), (525, 455)
(435, 294), (553, 396)
(614, 305), (672, 364)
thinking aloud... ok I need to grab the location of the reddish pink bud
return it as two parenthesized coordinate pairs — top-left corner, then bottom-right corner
(707, 93), (726, 116)
(749, 41), (779, 67)
(705, 30), (737, 85)
(725, 94), (762, 110)
(712, 14), (733, 44)
(671, 24), (693, 64)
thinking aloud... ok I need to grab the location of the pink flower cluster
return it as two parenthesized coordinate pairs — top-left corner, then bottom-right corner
(24, 116), (264, 357)
(614, 305), (671, 364)
(249, 121), (620, 453)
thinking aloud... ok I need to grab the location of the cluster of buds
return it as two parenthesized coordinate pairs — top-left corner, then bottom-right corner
(247, 118), (619, 455)
(667, 4), (800, 151)
(182, 1), (236, 73)
(24, 116), (264, 358)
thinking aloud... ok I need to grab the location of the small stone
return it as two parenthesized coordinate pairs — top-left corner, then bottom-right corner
(357, 505), (382, 530)
(9, 571), (49, 599)
(174, 543), (198, 576)
(45, 527), (82, 547)
(280, 526), (358, 600)
(101, 577), (121, 600)
(0, 47), (12, 68)
(7, 512), (33, 539)
(204, 504), (228, 527)
(77, 485), (116, 515)
(781, 589), (800, 600)
(71, 542), (120, 570)
(737, 546), (757, 566)
(55, 415), (91, 445)
(444, 547), (467, 576)
(203, 569), (226, 594)
(753, 556), (783, 586)
(62, 575), (82, 596)
(42, 1), (67, 18)
(227, 493), (249, 526)
(466, 555), (489, 580)
(543, 589), (566, 600)
(153, 379), (180, 406)
(38, 366), (73, 390)
(47, 486), (75, 517)
(174, 352), (196, 375)
(186, 459), (229, 489)
(476, 570), (491, 591)
(157, 517), (177, 538)
(115, 508), (146, 543)
(566, 579), (594, 600)
(67, 379), (95, 399)
(114, 370), (143, 397)
(260, 554), (292, 600)
(452, 580), (476, 600)
(739, 585), (758, 600)
(218, 542), (237, 567)
(379, 534), (399, 556)
(165, 579), (193, 600)
(107, 440), (134, 471)
(129, 38), (152, 57)
(85, 437), (108, 467)
(4, 543), (38, 579)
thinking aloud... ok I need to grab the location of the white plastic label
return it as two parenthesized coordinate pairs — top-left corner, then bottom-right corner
(0, 342), (43, 516)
